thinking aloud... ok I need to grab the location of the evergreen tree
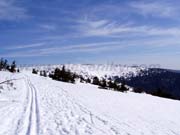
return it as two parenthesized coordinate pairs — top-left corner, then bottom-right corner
(10, 61), (16, 72)
(54, 68), (61, 80)
(92, 76), (100, 85)
(32, 69), (38, 74)
(108, 79), (118, 90)
(6, 65), (10, 71)
(70, 74), (76, 83)
(0, 58), (13, 72)
(152, 88), (173, 98)
(17, 69), (20, 73)
(118, 80), (129, 92)
(40, 71), (43, 76)
(133, 87), (144, 93)
(0, 58), (3, 70)
(49, 71), (54, 78)
(4, 59), (8, 70)
(50, 66), (77, 83)
(99, 78), (107, 88)
(80, 76), (85, 83)
(86, 78), (91, 83)
(43, 70), (47, 77)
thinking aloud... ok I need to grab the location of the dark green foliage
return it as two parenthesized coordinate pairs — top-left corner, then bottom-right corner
(17, 69), (20, 73)
(43, 70), (47, 77)
(80, 76), (91, 84)
(92, 76), (100, 85)
(70, 74), (76, 83)
(0, 58), (4, 70)
(99, 78), (107, 88)
(86, 78), (91, 83)
(0, 58), (10, 71)
(10, 61), (16, 73)
(108, 80), (119, 90)
(51, 66), (76, 83)
(80, 76), (85, 83)
(40, 71), (43, 76)
(0, 58), (16, 72)
(117, 80), (129, 92)
(6, 65), (10, 71)
(152, 88), (174, 99)
(32, 69), (38, 74)
(133, 87), (144, 93)
(105, 78), (128, 92)
(121, 68), (180, 100)
(39, 70), (47, 77)
(49, 71), (54, 78)
(53, 68), (61, 80)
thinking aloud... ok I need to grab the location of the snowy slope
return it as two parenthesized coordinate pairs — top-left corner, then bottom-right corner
(21, 64), (145, 78)
(0, 71), (180, 135)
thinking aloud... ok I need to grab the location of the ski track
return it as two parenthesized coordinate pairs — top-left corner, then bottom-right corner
(14, 74), (120, 135)
(15, 76), (40, 135)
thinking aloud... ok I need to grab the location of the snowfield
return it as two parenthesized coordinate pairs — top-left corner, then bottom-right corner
(0, 71), (180, 135)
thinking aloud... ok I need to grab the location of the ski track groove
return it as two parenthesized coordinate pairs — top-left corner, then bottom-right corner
(13, 74), (124, 135)
(14, 76), (40, 135)
(26, 76), (40, 135)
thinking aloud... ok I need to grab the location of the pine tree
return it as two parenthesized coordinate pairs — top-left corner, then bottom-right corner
(40, 71), (42, 76)
(54, 68), (61, 80)
(32, 69), (38, 74)
(99, 78), (107, 88)
(70, 74), (76, 83)
(86, 78), (91, 83)
(50, 66), (77, 83)
(0, 58), (10, 71)
(0, 58), (4, 70)
(4, 59), (8, 69)
(118, 80), (129, 92)
(43, 70), (47, 77)
(80, 76), (85, 83)
(10, 61), (16, 73)
(92, 76), (100, 85)
(108, 79), (118, 90)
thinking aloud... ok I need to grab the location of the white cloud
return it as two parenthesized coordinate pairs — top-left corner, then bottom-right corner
(27, 38), (180, 55)
(2, 36), (180, 58)
(129, 1), (178, 18)
(0, 41), (125, 58)
(80, 19), (108, 28)
(38, 41), (124, 55)
(40, 24), (57, 31)
(0, 0), (27, 20)
(5, 43), (45, 50)
(78, 19), (180, 37)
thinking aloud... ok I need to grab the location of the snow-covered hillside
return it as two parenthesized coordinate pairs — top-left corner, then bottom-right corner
(21, 64), (145, 79)
(0, 71), (180, 135)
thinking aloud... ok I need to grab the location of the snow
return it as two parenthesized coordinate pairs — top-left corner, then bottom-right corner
(0, 71), (180, 135)
(20, 64), (145, 78)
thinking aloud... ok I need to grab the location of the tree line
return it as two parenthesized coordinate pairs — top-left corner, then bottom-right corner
(0, 58), (18, 73)
(32, 66), (76, 83)
(32, 65), (129, 92)
(91, 76), (128, 92)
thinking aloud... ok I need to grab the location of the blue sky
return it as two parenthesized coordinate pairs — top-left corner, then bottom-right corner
(0, 0), (180, 69)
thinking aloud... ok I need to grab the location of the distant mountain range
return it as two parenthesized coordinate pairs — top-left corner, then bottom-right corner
(115, 68), (180, 100)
